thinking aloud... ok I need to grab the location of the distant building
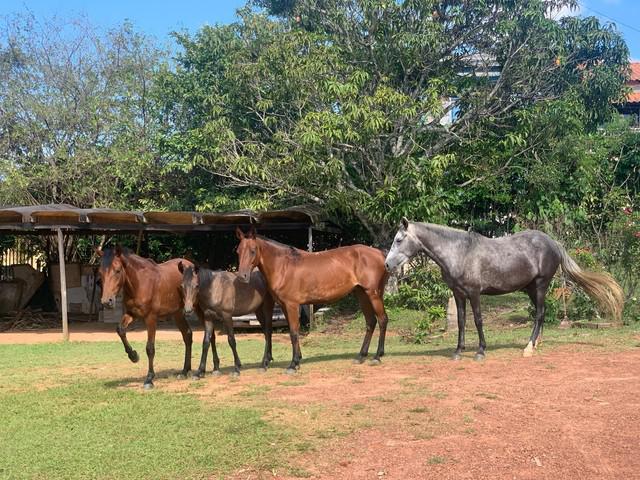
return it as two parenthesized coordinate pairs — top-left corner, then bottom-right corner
(617, 62), (640, 129)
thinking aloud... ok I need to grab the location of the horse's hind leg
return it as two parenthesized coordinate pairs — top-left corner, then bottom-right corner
(469, 293), (487, 361)
(353, 287), (377, 364)
(116, 313), (139, 363)
(223, 314), (242, 376)
(367, 291), (389, 364)
(174, 312), (193, 379)
(524, 280), (549, 357)
(452, 292), (467, 360)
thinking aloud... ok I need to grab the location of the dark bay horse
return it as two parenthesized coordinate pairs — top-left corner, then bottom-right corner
(97, 247), (202, 388)
(385, 218), (624, 359)
(178, 262), (275, 377)
(236, 226), (389, 373)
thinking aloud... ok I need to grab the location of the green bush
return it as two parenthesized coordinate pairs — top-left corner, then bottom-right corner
(386, 260), (449, 343)
(385, 261), (450, 311)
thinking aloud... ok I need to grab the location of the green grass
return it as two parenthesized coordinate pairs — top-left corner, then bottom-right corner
(0, 306), (638, 479)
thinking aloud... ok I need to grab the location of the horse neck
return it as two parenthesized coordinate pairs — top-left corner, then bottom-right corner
(121, 254), (152, 299)
(413, 223), (470, 272)
(256, 238), (291, 280)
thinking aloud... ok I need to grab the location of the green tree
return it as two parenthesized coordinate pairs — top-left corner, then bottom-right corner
(156, 0), (629, 242)
(0, 14), (166, 209)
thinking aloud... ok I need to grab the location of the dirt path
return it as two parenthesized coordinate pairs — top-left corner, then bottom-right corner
(224, 346), (640, 480)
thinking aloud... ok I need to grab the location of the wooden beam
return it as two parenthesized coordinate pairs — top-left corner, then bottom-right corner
(307, 226), (314, 328)
(57, 228), (69, 341)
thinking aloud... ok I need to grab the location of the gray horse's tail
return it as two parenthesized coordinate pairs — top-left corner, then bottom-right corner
(555, 242), (624, 323)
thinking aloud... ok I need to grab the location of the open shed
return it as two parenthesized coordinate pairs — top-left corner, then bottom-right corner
(0, 204), (329, 339)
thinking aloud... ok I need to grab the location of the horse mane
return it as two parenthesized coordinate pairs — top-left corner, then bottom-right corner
(257, 235), (303, 259)
(415, 222), (478, 244)
(101, 247), (157, 269)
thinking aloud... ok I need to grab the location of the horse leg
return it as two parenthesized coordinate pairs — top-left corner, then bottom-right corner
(193, 316), (216, 379)
(143, 316), (157, 389)
(353, 287), (376, 364)
(282, 302), (302, 374)
(367, 292), (389, 365)
(116, 313), (139, 363)
(174, 311), (192, 379)
(452, 292), (467, 360)
(469, 294), (487, 361)
(524, 281), (548, 357)
(223, 314), (242, 376)
(256, 295), (275, 370)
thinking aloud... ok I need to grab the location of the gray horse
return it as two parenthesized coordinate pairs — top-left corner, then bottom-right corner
(384, 218), (624, 359)
(178, 262), (275, 377)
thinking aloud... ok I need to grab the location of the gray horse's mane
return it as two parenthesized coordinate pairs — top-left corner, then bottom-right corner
(413, 221), (479, 244)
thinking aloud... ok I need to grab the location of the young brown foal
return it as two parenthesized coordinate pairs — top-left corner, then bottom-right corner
(97, 247), (202, 389)
(236, 226), (389, 373)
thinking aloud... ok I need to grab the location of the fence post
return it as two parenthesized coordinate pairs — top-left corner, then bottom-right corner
(57, 228), (69, 341)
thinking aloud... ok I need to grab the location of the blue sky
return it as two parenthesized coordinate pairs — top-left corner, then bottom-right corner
(0, 0), (639, 59)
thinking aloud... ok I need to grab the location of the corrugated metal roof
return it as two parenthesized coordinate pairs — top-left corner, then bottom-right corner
(0, 204), (318, 232)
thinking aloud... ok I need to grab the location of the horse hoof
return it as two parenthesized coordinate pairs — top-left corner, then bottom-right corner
(211, 370), (222, 377)
(452, 353), (462, 361)
(231, 371), (240, 378)
(143, 382), (154, 390)
(285, 368), (297, 375)
(353, 357), (366, 365)
(258, 367), (268, 373)
(474, 353), (485, 362)
(522, 348), (534, 358)
(129, 351), (140, 363)
(177, 372), (188, 380)
(369, 358), (382, 366)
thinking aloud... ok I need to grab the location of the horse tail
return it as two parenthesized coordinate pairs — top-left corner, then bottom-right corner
(555, 242), (624, 323)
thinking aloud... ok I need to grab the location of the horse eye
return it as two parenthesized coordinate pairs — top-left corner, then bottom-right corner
(115, 268), (122, 274)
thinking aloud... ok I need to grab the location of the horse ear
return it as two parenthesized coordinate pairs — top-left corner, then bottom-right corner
(235, 226), (244, 240)
(178, 261), (184, 274)
(115, 244), (123, 256)
(193, 264), (200, 275)
(401, 217), (409, 230)
(95, 247), (104, 258)
(248, 225), (256, 239)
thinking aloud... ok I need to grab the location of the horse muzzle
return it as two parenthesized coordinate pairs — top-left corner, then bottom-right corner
(237, 271), (251, 283)
(101, 297), (116, 309)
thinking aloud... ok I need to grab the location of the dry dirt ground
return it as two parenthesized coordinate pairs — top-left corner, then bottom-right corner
(2, 325), (640, 480)
(218, 345), (640, 480)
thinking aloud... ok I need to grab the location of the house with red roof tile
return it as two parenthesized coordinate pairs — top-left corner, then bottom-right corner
(618, 62), (640, 128)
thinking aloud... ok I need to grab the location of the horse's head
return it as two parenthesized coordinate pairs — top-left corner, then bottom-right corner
(178, 261), (199, 315)
(235, 225), (259, 283)
(95, 246), (127, 308)
(385, 217), (420, 271)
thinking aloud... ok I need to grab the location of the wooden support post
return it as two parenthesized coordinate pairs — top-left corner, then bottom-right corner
(57, 228), (69, 341)
(307, 226), (314, 328)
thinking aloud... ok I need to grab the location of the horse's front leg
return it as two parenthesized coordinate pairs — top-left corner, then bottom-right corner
(194, 317), (220, 378)
(255, 302), (274, 371)
(143, 315), (157, 389)
(282, 302), (302, 374)
(116, 313), (139, 363)
(223, 314), (242, 377)
(174, 312), (193, 379)
(452, 292), (467, 360)
(469, 294), (486, 361)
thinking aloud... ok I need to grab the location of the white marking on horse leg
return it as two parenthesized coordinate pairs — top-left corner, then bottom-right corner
(523, 341), (534, 357)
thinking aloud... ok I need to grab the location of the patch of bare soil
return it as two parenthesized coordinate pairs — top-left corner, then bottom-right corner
(224, 347), (640, 480)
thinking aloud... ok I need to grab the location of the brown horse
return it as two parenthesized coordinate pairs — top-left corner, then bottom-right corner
(178, 262), (275, 377)
(97, 247), (202, 389)
(236, 226), (389, 373)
